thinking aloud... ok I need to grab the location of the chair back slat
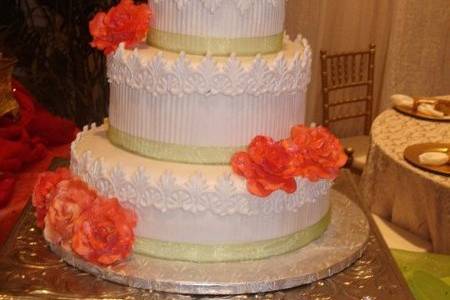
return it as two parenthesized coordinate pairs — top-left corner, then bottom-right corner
(359, 53), (365, 82)
(351, 54), (357, 82)
(343, 55), (349, 83)
(320, 44), (376, 136)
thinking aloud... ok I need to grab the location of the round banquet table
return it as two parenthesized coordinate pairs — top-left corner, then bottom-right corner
(360, 103), (450, 254)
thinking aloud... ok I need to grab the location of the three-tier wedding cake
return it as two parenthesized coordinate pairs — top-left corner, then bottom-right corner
(33, 0), (347, 265)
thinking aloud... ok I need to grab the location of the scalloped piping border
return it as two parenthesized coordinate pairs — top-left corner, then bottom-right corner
(107, 34), (311, 97)
(70, 123), (333, 217)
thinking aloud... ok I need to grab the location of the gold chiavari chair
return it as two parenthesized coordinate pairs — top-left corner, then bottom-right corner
(320, 44), (376, 171)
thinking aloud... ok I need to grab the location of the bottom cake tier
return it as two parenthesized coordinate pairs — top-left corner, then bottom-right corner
(69, 123), (333, 262)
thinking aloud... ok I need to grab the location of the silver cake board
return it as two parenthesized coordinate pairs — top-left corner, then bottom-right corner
(50, 189), (369, 295)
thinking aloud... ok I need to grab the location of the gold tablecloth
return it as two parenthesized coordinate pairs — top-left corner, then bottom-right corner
(361, 106), (450, 254)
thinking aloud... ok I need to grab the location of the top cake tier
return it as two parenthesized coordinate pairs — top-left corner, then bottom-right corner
(147, 0), (286, 56)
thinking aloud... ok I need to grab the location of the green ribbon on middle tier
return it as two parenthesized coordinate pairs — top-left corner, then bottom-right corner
(108, 126), (244, 165)
(147, 28), (284, 56)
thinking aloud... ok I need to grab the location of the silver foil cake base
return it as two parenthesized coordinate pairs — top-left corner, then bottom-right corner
(49, 189), (369, 295)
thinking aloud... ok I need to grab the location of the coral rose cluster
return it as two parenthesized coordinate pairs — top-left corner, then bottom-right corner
(89, 0), (151, 55)
(32, 168), (137, 266)
(231, 125), (347, 197)
(32, 168), (72, 228)
(232, 136), (297, 197)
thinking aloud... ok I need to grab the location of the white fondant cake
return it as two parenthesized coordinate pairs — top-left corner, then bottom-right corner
(70, 0), (335, 262)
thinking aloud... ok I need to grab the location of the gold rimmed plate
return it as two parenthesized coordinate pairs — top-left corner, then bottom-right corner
(404, 143), (450, 176)
(394, 105), (450, 122)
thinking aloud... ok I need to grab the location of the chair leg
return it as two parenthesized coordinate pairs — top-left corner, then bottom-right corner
(344, 147), (354, 169)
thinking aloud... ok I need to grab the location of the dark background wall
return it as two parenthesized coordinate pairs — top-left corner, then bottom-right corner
(0, 0), (145, 127)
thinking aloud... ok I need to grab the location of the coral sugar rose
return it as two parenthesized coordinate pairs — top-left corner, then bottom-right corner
(284, 125), (347, 181)
(71, 198), (137, 266)
(231, 136), (296, 197)
(32, 168), (72, 228)
(44, 179), (97, 249)
(89, 0), (151, 55)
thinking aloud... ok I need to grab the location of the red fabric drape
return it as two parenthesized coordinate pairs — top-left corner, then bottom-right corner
(0, 80), (77, 244)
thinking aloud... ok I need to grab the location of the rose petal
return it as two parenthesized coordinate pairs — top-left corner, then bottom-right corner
(89, 0), (151, 55)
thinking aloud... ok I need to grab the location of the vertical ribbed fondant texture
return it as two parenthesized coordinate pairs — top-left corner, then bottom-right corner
(149, 0), (285, 37)
(148, 0), (285, 55)
(109, 86), (305, 147)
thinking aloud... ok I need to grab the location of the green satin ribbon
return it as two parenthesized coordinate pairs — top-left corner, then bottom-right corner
(108, 126), (243, 165)
(147, 28), (283, 56)
(133, 209), (330, 263)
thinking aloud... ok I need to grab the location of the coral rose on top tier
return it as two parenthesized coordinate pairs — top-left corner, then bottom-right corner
(231, 136), (297, 197)
(44, 179), (97, 249)
(32, 168), (72, 228)
(89, 0), (151, 55)
(283, 125), (347, 181)
(71, 198), (137, 266)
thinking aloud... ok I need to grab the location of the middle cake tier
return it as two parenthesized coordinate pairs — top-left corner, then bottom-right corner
(107, 36), (311, 164)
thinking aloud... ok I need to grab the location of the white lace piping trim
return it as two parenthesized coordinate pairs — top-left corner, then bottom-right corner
(70, 123), (332, 217)
(107, 35), (312, 97)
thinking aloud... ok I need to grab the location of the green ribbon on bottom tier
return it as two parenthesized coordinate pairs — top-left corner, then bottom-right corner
(134, 209), (331, 263)
(147, 28), (283, 56)
(108, 126), (243, 165)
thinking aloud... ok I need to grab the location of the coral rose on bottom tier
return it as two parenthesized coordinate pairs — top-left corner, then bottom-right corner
(283, 125), (347, 181)
(71, 198), (137, 266)
(32, 168), (138, 266)
(44, 179), (97, 249)
(231, 125), (347, 197)
(32, 168), (72, 228)
(231, 136), (297, 197)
